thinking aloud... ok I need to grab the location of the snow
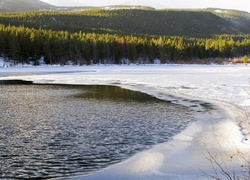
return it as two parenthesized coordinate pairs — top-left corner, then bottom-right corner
(0, 64), (250, 179)
(0, 2), (4, 9)
(122, 0), (166, 9)
(0, 57), (4, 67)
(214, 9), (228, 13)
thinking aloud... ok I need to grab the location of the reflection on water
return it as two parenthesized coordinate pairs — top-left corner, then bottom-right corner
(0, 81), (197, 179)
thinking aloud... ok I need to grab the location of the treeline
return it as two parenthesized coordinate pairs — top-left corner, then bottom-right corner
(0, 24), (250, 65)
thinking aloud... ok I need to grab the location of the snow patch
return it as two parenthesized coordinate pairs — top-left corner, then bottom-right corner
(0, 57), (4, 67)
(122, 0), (166, 9)
(214, 9), (228, 13)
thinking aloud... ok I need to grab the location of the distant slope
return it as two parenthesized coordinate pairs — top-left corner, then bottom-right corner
(122, 0), (165, 9)
(207, 8), (250, 33)
(0, 0), (56, 12)
(0, 0), (94, 12)
(0, 8), (250, 36)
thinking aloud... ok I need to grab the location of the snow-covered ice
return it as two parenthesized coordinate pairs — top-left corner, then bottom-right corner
(1, 64), (250, 179)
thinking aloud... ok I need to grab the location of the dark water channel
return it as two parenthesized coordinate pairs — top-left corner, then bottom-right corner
(0, 80), (197, 179)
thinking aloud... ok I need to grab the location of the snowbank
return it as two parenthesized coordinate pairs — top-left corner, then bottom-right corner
(0, 64), (250, 179)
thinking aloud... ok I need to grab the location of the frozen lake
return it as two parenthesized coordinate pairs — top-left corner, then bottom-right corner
(1, 65), (250, 179)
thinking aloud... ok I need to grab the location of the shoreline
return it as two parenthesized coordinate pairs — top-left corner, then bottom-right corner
(75, 86), (242, 179)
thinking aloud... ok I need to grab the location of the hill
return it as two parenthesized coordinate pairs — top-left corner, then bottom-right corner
(0, 0), (56, 12)
(0, 1), (250, 37)
(206, 8), (250, 33)
(0, 8), (250, 37)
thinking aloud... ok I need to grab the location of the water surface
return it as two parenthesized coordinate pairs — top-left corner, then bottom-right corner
(0, 80), (197, 179)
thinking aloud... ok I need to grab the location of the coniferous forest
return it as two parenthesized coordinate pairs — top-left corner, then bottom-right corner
(0, 9), (250, 65)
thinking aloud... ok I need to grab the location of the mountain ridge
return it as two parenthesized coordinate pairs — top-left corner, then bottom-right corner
(0, 0), (56, 12)
(0, 0), (250, 37)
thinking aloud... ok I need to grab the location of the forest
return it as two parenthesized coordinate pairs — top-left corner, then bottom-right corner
(0, 9), (250, 65)
(1, 9), (250, 36)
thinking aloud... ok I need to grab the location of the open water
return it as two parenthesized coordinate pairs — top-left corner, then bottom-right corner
(0, 80), (197, 179)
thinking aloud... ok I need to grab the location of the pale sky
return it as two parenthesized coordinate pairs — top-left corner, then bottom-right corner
(40, 0), (250, 13)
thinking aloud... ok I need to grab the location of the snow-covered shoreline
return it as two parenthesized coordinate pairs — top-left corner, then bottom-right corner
(1, 64), (250, 179)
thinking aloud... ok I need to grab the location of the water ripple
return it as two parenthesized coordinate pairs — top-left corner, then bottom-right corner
(0, 82), (197, 179)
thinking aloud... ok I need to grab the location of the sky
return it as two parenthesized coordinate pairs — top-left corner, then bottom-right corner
(40, 0), (250, 13)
